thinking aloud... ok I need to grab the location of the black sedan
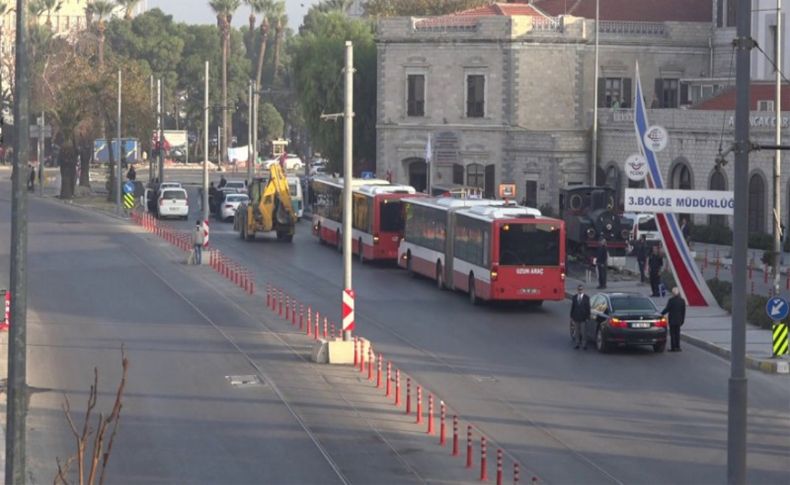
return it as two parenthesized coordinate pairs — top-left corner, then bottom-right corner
(573, 292), (667, 353)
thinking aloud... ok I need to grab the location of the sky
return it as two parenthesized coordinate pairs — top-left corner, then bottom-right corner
(146, 0), (321, 28)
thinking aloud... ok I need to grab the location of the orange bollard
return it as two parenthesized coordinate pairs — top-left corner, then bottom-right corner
(323, 316), (328, 339)
(416, 386), (423, 424)
(439, 401), (446, 445)
(427, 394), (434, 435)
(514, 463), (520, 484)
(406, 377), (411, 414)
(286, 295), (291, 320)
(376, 355), (382, 388)
(496, 449), (503, 485)
(395, 369), (401, 406)
(292, 301), (297, 325)
(466, 426), (473, 468)
(385, 361), (392, 397)
(314, 312), (320, 341)
(306, 306), (311, 332)
(451, 415), (459, 456)
(299, 304), (304, 330)
(353, 337), (359, 366)
(367, 346), (373, 380)
(480, 436), (488, 482)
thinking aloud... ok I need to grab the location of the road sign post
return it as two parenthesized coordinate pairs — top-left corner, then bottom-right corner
(342, 289), (355, 334)
(123, 181), (135, 210)
(766, 297), (789, 358)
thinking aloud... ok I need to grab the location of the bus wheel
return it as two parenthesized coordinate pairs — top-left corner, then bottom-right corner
(406, 252), (415, 277)
(469, 275), (478, 305)
(436, 262), (444, 290)
(358, 238), (364, 263)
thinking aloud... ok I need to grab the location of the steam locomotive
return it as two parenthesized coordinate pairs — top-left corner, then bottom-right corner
(559, 186), (632, 260)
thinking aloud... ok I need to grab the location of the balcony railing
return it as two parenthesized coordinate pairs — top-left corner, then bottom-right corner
(599, 21), (666, 36)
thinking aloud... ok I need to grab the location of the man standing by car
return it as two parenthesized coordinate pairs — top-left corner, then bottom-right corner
(648, 246), (664, 297)
(635, 235), (649, 283)
(571, 284), (591, 350)
(595, 238), (608, 289)
(661, 287), (686, 351)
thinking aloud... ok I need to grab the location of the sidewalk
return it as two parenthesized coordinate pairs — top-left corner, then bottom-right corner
(564, 277), (790, 375)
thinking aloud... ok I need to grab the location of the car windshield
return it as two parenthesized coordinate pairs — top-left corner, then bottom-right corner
(610, 296), (657, 313)
(162, 191), (186, 200)
(226, 182), (244, 189)
(226, 195), (247, 203)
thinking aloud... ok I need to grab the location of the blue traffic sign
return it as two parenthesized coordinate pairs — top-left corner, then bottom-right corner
(123, 181), (135, 194)
(766, 297), (789, 321)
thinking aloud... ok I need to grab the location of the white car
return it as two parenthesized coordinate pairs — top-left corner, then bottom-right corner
(220, 193), (249, 221)
(157, 188), (189, 219)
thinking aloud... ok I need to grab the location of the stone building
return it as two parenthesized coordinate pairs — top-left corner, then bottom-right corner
(375, 0), (714, 208)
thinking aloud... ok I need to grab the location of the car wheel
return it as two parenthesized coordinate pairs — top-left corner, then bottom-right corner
(595, 326), (609, 353)
(436, 262), (444, 290)
(469, 275), (478, 306)
(653, 341), (666, 353)
(358, 238), (364, 263)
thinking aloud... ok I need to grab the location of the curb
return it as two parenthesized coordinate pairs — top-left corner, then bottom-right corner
(563, 290), (788, 375)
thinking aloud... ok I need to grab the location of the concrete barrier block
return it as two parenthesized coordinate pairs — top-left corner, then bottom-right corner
(311, 340), (329, 364)
(327, 340), (356, 365)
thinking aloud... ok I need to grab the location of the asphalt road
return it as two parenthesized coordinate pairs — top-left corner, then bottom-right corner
(0, 175), (487, 484)
(152, 174), (790, 485)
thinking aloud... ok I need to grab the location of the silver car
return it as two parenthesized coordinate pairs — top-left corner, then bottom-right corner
(220, 193), (249, 221)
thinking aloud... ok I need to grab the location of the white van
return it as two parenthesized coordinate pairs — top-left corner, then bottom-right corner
(624, 213), (661, 247)
(155, 187), (189, 219)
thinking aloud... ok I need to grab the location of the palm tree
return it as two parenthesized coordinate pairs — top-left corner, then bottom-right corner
(115, 0), (141, 20)
(39, 0), (62, 29)
(246, 0), (271, 91)
(209, 0), (241, 166)
(90, 0), (116, 67)
(269, 1), (285, 84)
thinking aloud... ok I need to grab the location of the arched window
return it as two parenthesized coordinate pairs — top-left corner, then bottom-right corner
(748, 173), (765, 233)
(467, 163), (484, 189)
(670, 163), (692, 190)
(709, 171), (728, 227)
(405, 158), (427, 193)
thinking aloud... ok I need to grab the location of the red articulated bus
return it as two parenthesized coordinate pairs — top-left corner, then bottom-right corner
(311, 177), (417, 261)
(398, 197), (566, 305)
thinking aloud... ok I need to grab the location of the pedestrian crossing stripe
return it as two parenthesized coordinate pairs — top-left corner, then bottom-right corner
(773, 323), (788, 357)
(123, 193), (135, 209)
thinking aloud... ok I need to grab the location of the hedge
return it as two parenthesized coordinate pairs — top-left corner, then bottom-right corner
(706, 278), (772, 330)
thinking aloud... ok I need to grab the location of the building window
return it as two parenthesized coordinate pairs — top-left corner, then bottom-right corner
(670, 163), (692, 190)
(466, 75), (485, 118)
(524, 180), (538, 207)
(467, 163), (484, 189)
(656, 78), (679, 108)
(599, 77), (631, 108)
(452, 164), (464, 184)
(757, 100), (775, 112)
(726, 0), (736, 27)
(709, 171), (728, 227)
(406, 74), (425, 117)
(748, 173), (765, 233)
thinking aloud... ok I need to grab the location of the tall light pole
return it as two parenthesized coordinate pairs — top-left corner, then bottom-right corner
(6, 0), (30, 480)
(728, 0), (752, 482)
(157, 78), (163, 184)
(342, 41), (354, 342)
(591, 0), (600, 186)
(247, 80), (253, 184)
(772, 0), (782, 294)
(116, 69), (122, 214)
(252, 80), (258, 178)
(203, 61), (210, 222)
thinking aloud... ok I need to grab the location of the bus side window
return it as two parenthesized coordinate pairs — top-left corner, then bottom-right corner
(483, 229), (490, 267)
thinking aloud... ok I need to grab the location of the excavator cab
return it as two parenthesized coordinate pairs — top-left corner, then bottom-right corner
(235, 164), (296, 242)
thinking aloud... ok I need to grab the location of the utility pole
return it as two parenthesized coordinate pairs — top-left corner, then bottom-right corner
(149, 75), (154, 182)
(590, 0), (600, 186)
(157, 78), (163, 184)
(203, 61), (210, 222)
(6, 0), (30, 480)
(116, 69), (122, 214)
(728, 0), (752, 482)
(342, 41), (354, 341)
(252, 80), (258, 178)
(37, 112), (44, 197)
(772, 0), (782, 295)
(247, 80), (253, 184)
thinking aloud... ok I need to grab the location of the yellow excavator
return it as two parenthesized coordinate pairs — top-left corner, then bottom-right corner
(234, 163), (296, 242)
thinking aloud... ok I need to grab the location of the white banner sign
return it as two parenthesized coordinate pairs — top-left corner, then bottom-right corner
(625, 188), (734, 215)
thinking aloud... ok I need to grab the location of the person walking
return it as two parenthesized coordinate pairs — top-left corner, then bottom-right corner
(595, 238), (608, 289)
(635, 235), (649, 283)
(27, 164), (35, 191)
(570, 284), (591, 350)
(218, 175), (227, 189)
(648, 246), (664, 297)
(192, 220), (206, 265)
(126, 164), (136, 181)
(661, 287), (686, 351)
(680, 217), (691, 245)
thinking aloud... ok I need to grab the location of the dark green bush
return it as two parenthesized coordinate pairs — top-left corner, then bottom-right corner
(705, 278), (771, 329)
(690, 223), (732, 245)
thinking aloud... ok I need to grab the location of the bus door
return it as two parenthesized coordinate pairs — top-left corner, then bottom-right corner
(443, 210), (458, 290)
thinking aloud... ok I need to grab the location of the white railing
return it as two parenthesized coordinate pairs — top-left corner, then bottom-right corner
(532, 16), (562, 33)
(600, 21), (666, 36)
(413, 17), (479, 32)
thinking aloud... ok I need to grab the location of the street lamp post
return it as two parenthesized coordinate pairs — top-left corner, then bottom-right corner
(772, 0), (782, 295)
(203, 61), (210, 222)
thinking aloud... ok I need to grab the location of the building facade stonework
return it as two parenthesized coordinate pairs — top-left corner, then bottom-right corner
(376, 10), (712, 209)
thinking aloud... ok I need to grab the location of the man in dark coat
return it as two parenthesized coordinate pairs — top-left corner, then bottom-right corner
(570, 284), (591, 350)
(634, 235), (649, 283)
(648, 245), (664, 297)
(661, 287), (686, 351)
(595, 238), (608, 289)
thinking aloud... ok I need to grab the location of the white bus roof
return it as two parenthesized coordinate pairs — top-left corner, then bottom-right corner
(357, 184), (416, 195)
(312, 176), (412, 192)
(405, 196), (508, 211)
(457, 205), (544, 222)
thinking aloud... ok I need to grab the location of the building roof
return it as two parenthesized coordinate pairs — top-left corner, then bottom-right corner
(692, 83), (790, 111)
(413, 2), (549, 29)
(531, 0), (712, 22)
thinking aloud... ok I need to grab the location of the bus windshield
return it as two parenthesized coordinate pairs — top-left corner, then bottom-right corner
(499, 223), (560, 266)
(380, 200), (405, 232)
